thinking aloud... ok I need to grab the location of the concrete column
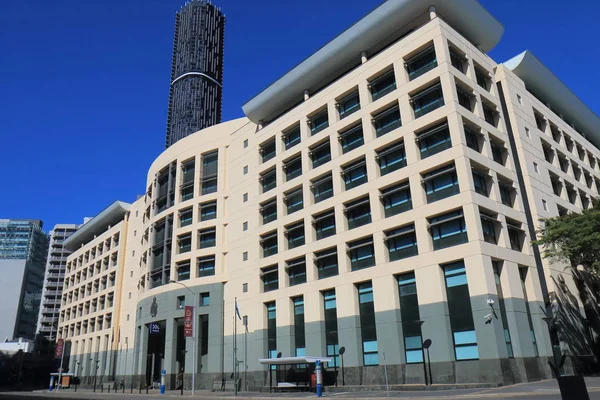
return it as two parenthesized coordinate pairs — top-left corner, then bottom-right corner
(336, 284), (362, 368)
(428, 6), (437, 19)
(372, 275), (402, 365)
(276, 298), (294, 358)
(304, 293), (325, 357)
(500, 261), (533, 358)
(137, 324), (149, 379)
(164, 318), (178, 388)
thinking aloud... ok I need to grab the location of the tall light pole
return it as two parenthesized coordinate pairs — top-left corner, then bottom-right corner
(170, 280), (197, 395)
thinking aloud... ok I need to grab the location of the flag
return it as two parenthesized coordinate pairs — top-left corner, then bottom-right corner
(235, 299), (242, 320)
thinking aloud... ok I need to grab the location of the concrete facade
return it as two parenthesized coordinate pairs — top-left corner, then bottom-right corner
(57, 0), (600, 391)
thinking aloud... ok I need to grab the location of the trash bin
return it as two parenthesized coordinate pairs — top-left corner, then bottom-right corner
(557, 375), (589, 400)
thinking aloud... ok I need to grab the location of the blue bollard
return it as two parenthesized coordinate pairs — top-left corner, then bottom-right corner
(160, 369), (166, 395)
(316, 360), (323, 397)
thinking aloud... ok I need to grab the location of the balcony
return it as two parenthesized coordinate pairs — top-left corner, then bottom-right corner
(39, 316), (58, 324)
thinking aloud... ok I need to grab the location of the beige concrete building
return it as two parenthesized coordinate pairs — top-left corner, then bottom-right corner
(57, 0), (600, 390)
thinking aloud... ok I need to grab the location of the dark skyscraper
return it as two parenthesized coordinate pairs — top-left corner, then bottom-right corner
(165, 0), (225, 148)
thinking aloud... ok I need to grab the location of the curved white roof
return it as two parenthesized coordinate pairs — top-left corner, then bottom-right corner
(242, 0), (503, 124)
(504, 50), (600, 148)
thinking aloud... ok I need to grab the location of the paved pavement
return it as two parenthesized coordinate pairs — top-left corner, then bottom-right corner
(2, 378), (600, 400)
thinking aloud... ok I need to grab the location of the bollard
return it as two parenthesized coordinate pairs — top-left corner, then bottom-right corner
(139, 381), (142, 394)
(316, 360), (323, 397)
(160, 369), (166, 395)
(101, 385), (104, 393)
(146, 384), (149, 394)
(49, 376), (54, 392)
(131, 380), (133, 394)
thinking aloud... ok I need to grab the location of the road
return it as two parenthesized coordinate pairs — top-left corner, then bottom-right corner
(1, 378), (599, 400)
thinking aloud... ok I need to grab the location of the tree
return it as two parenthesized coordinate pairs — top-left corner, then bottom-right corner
(535, 200), (600, 274)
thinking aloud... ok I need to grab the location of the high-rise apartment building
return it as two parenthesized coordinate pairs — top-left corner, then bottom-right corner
(58, 0), (600, 390)
(0, 219), (48, 341)
(165, 0), (225, 148)
(37, 223), (81, 342)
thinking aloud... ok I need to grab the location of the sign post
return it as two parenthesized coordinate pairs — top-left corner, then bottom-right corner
(315, 360), (323, 397)
(55, 339), (65, 391)
(160, 369), (166, 394)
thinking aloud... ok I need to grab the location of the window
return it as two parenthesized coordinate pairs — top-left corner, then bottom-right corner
(200, 292), (210, 306)
(475, 66), (491, 91)
(449, 46), (466, 73)
(283, 124), (301, 150)
(242, 283), (248, 292)
(357, 282), (378, 366)
(201, 151), (218, 194)
(429, 209), (468, 250)
(533, 162), (539, 174)
(177, 296), (185, 309)
(492, 261), (513, 358)
(377, 141), (406, 175)
(381, 181), (412, 217)
(243, 221), (248, 231)
(464, 125), (482, 152)
(342, 158), (368, 190)
(507, 221), (524, 251)
(260, 168), (276, 193)
(178, 233), (192, 253)
(243, 252), (248, 261)
(293, 296), (306, 356)
(197, 255), (215, 277)
(243, 193), (248, 202)
(406, 45), (437, 80)
(284, 155), (302, 181)
(285, 187), (303, 214)
(243, 165), (248, 175)
(198, 227), (216, 248)
(519, 267), (539, 357)
(542, 199), (548, 212)
(314, 209), (336, 240)
(260, 198), (277, 224)
(179, 207), (193, 227)
(499, 181), (515, 207)
(287, 257), (307, 286)
(200, 200), (217, 221)
(260, 139), (276, 163)
(310, 140), (331, 168)
(372, 104), (401, 137)
(480, 211), (499, 244)
(344, 196), (372, 230)
(443, 261), (479, 360)
(337, 90), (360, 119)
(181, 159), (195, 201)
(472, 169), (490, 197)
(525, 127), (530, 138)
(348, 236), (375, 271)
(266, 302), (277, 360)
(397, 273), (423, 363)
(423, 164), (459, 203)
(323, 290), (340, 366)
(417, 121), (451, 158)
(308, 109), (329, 135)
(367, 69), (397, 102)
(243, 139), (248, 148)
(261, 231), (278, 258)
(386, 224), (418, 261)
(176, 260), (190, 281)
(285, 221), (305, 249)
(456, 85), (475, 112)
(311, 173), (333, 203)
(262, 265), (278, 292)
(339, 123), (364, 154)
(315, 248), (338, 279)
(482, 103), (499, 127)
(517, 94), (523, 105)
(411, 82), (444, 118)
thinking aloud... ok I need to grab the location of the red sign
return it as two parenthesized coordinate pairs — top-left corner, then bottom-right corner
(184, 306), (194, 337)
(55, 338), (64, 359)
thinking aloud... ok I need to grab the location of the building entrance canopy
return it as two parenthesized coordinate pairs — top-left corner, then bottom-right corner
(258, 356), (333, 365)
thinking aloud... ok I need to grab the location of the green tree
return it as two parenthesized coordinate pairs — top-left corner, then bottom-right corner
(535, 200), (600, 274)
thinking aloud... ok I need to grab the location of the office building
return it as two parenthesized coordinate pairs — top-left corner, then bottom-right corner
(0, 219), (48, 341)
(58, 0), (600, 389)
(165, 0), (225, 148)
(37, 223), (81, 342)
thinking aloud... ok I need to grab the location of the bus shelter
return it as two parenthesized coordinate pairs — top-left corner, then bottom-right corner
(258, 356), (335, 392)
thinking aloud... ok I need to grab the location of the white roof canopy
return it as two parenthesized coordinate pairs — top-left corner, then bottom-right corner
(258, 356), (333, 365)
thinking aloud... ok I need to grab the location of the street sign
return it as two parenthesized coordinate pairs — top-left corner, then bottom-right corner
(184, 306), (193, 337)
(150, 322), (160, 334)
(55, 338), (64, 359)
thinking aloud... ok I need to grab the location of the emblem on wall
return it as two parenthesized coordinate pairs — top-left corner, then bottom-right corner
(150, 297), (158, 318)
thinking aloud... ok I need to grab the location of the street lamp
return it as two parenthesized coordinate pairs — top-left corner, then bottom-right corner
(170, 280), (197, 396)
(75, 361), (81, 392)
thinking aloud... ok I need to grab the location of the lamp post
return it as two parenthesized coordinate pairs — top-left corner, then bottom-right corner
(339, 346), (345, 386)
(170, 280), (197, 395)
(75, 361), (81, 392)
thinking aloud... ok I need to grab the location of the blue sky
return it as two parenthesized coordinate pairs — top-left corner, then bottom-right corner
(1, 0), (598, 231)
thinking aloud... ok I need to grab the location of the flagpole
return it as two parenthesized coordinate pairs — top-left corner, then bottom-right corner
(234, 298), (238, 396)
